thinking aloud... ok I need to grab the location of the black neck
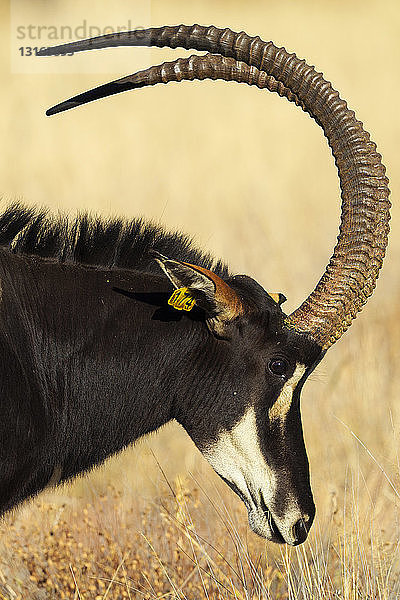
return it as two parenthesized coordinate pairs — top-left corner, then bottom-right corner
(0, 251), (212, 513)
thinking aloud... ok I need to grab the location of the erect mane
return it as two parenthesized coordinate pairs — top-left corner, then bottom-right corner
(0, 205), (229, 277)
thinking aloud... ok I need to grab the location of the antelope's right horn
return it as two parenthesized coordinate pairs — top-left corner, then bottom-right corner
(38, 26), (391, 349)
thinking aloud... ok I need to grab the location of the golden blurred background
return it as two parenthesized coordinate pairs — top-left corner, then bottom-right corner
(1, 0), (400, 597)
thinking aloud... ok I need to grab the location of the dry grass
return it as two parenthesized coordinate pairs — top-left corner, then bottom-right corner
(1, 0), (400, 598)
(1, 433), (400, 600)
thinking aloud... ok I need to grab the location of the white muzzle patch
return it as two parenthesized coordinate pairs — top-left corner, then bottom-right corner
(202, 363), (307, 543)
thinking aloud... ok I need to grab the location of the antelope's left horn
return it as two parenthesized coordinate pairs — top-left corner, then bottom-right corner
(38, 26), (391, 349)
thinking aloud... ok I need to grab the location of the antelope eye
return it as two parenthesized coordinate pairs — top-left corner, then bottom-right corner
(268, 358), (289, 377)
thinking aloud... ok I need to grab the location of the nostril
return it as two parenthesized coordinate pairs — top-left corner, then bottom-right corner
(292, 517), (310, 545)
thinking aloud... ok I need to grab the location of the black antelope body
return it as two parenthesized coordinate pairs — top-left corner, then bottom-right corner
(1, 26), (389, 546)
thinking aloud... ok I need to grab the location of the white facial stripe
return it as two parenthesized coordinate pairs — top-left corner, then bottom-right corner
(203, 406), (276, 508)
(203, 363), (306, 506)
(201, 373), (310, 543)
(268, 363), (306, 422)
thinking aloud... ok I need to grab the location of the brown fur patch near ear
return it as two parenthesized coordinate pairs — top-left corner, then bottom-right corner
(183, 262), (244, 321)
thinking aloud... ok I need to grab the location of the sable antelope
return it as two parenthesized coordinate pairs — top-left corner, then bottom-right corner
(2, 26), (389, 546)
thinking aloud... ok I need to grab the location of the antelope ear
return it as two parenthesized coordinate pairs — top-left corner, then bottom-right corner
(267, 292), (287, 306)
(152, 251), (244, 338)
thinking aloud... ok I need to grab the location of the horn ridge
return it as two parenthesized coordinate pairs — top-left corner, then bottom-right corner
(39, 25), (391, 349)
(44, 54), (306, 116)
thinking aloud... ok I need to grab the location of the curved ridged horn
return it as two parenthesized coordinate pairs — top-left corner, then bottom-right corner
(42, 53), (306, 117)
(38, 26), (391, 350)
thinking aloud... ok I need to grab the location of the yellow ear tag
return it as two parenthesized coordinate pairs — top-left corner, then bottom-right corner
(168, 287), (196, 312)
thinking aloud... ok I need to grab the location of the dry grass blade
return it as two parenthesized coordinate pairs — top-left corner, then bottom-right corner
(102, 552), (129, 600)
(69, 564), (83, 600)
(158, 496), (245, 597)
(141, 532), (185, 599)
(157, 498), (242, 580)
(175, 543), (235, 597)
(89, 575), (153, 598)
(335, 416), (400, 501)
